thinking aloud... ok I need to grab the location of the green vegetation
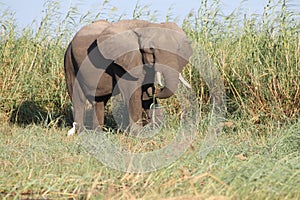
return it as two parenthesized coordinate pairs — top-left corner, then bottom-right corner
(0, 0), (299, 199)
(1, 122), (299, 199)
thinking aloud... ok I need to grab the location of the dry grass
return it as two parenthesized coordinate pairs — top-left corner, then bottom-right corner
(0, 0), (299, 199)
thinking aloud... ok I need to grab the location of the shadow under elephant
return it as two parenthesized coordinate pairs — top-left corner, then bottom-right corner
(9, 100), (74, 128)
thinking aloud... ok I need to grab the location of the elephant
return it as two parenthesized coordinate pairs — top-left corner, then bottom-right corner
(64, 19), (192, 134)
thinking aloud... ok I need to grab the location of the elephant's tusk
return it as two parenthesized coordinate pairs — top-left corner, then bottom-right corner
(156, 72), (191, 89)
(156, 71), (164, 87)
(179, 73), (191, 89)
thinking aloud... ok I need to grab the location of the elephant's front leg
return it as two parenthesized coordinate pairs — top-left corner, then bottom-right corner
(118, 79), (143, 133)
(128, 88), (143, 131)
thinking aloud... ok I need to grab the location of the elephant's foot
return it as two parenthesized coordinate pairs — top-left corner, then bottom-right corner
(128, 121), (143, 137)
(93, 125), (105, 133)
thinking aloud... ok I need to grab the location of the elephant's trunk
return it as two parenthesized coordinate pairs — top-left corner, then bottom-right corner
(155, 66), (179, 99)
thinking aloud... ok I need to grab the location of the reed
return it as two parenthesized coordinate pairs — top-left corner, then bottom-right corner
(0, 1), (299, 199)
(1, 0), (298, 126)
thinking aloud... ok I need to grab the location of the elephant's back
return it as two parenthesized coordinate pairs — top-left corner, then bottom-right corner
(75, 20), (111, 37)
(72, 20), (111, 53)
(113, 20), (149, 29)
(71, 20), (111, 68)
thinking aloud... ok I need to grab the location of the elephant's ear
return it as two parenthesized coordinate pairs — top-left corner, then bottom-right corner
(175, 32), (193, 70)
(159, 22), (192, 70)
(96, 25), (141, 73)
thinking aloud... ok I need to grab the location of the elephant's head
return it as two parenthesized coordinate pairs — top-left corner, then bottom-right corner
(96, 20), (192, 99)
(136, 22), (192, 98)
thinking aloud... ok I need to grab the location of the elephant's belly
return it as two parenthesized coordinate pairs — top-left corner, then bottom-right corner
(95, 73), (116, 96)
(80, 71), (116, 101)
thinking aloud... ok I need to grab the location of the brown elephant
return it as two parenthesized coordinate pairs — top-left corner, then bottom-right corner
(64, 19), (192, 134)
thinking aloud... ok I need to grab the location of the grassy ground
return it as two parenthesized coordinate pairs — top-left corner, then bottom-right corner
(0, 120), (299, 199)
(0, 0), (300, 199)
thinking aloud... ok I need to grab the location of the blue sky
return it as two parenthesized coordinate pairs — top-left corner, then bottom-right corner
(1, 0), (299, 28)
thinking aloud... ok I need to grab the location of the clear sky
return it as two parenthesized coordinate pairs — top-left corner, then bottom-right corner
(1, 0), (299, 29)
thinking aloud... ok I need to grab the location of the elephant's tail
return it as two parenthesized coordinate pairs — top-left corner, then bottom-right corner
(64, 43), (76, 98)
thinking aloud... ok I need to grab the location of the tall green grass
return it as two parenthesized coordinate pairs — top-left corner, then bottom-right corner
(1, 0), (299, 126)
(182, 0), (300, 122)
(0, 1), (299, 199)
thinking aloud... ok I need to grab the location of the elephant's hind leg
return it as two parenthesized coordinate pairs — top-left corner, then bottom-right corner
(93, 99), (109, 130)
(72, 80), (87, 131)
